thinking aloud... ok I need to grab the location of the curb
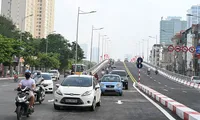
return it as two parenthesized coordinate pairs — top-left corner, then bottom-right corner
(137, 83), (200, 120)
(143, 63), (200, 90)
(0, 77), (24, 81)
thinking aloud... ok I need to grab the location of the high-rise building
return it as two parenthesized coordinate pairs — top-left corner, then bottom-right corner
(92, 47), (99, 63)
(187, 5), (200, 28)
(1, 0), (55, 38)
(80, 44), (88, 60)
(160, 16), (187, 44)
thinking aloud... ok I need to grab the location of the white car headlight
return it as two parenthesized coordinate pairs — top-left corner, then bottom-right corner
(56, 89), (63, 96)
(82, 90), (92, 96)
(116, 83), (122, 88)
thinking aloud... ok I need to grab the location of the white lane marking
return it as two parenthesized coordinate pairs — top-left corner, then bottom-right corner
(150, 77), (152, 79)
(163, 89), (168, 92)
(1, 85), (9, 87)
(133, 84), (176, 120)
(158, 82), (161, 84)
(171, 88), (175, 89)
(116, 100), (123, 104)
(165, 85), (167, 87)
(182, 91), (187, 93)
(48, 99), (54, 102)
(154, 80), (156, 82)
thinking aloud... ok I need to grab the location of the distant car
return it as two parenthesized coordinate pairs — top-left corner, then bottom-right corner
(110, 70), (129, 90)
(124, 58), (128, 62)
(191, 76), (200, 84)
(54, 75), (101, 111)
(49, 73), (56, 81)
(49, 70), (60, 80)
(100, 74), (123, 96)
(41, 73), (54, 93)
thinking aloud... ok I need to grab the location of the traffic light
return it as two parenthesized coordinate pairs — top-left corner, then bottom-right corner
(136, 57), (143, 69)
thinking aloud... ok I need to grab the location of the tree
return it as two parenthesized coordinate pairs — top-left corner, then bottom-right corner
(37, 53), (60, 70)
(70, 42), (84, 62)
(0, 35), (21, 65)
(39, 34), (71, 70)
(0, 15), (20, 39)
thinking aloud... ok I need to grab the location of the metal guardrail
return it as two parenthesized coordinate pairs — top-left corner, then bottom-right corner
(86, 60), (109, 74)
(143, 61), (191, 81)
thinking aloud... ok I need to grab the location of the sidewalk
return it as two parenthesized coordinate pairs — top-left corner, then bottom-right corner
(0, 77), (24, 81)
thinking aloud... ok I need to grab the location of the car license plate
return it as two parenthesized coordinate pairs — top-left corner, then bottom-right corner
(65, 99), (77, 103)
(106, 88), (114, 90)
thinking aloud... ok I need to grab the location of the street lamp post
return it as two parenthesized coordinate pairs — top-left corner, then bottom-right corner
(149, 35), (157, 44)
(102, 37), (109, 60)
(89, 26), (103, 68)
(74, 7), (96, 73)
(143, 39), (149, 62)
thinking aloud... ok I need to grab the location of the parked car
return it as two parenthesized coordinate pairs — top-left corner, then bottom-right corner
(110, 70), (129, 90)
(54, 75), (101, 111)
(100, 74), (123, 96)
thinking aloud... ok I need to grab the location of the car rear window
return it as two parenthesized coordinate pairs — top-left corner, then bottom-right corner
(110, 71), (126, 76)
(101, 75), (120, 82)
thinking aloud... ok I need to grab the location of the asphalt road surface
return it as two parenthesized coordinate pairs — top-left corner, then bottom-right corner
(125, 62), (200, 112)
(0, 62), (180, 120)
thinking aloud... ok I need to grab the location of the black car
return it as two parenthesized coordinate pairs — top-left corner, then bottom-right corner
(110, 70), (129, 90)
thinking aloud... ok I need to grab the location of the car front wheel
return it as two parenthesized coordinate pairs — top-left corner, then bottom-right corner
(96, 99), (101, 107)
(54, 104), (60, 110)
(90, 98), (96, 111)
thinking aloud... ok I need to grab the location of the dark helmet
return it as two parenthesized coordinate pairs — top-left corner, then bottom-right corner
(37, 71), (41, 75)
(24, 70), (31, 78)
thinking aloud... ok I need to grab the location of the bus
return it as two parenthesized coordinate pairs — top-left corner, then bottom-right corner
(71, 64), (86, 75)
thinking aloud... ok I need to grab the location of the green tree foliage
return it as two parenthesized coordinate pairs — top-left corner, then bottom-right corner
(0, 15), (20, 39)
(37, 53), (60, 69)
(0, 35), (21, 64)
(0, 15), (85, 71)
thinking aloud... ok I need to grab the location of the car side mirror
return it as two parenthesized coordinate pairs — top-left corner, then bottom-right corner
(55, 84), (60, 88)
(41, 79), (44, 81)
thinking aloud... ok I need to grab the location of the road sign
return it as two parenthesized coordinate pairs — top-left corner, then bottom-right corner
(189, 46), (195, 53)
(182, 46), (188, 52)
(168, 45), (174, 52)
(137, 57), (143, 63)
(175, 46), (181, 52)
(137, 63), (143, 69)
(196, 46), (200, 54)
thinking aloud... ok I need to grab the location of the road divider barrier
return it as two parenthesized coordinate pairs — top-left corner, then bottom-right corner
(137, 83), (200, 120)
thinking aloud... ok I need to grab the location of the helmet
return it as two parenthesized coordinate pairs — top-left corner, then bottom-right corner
(25, 70), (31, 74)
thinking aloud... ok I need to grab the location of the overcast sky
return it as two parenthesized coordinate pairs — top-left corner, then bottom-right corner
(55, 0), (199, 60)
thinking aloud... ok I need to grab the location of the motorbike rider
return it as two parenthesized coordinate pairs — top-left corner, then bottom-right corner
(18, 70), (35, 112)
(94, 73), (99, 80)
(155, 68), (158, 74)
(147, 67), (151, 72)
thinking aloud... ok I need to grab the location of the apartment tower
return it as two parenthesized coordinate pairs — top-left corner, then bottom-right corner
(1, 0), (55, 38)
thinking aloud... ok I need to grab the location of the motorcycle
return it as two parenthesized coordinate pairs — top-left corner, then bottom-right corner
(14, 74), (19, 82)
(147, 70), (150, 75)
(34, 79), (45, 104)
(15, 86), (33, 120)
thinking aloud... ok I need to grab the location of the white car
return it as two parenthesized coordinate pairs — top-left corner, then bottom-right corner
(49, 73), (56, 81)
(41, 73), (54, 93)
(49, 70), (60, 80)
(54, 75), (101, 111)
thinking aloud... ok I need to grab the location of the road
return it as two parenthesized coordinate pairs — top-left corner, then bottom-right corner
(0, 62), (180, 120)
(125, 62), (200, 112)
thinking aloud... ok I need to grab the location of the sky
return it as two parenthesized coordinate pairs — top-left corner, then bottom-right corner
(53, 0), (200, 61)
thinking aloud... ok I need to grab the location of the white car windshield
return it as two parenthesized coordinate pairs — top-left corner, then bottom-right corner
(41, 74), (51, 80)
(61, 77), (92, 87)
(101, 75), (120, 82)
